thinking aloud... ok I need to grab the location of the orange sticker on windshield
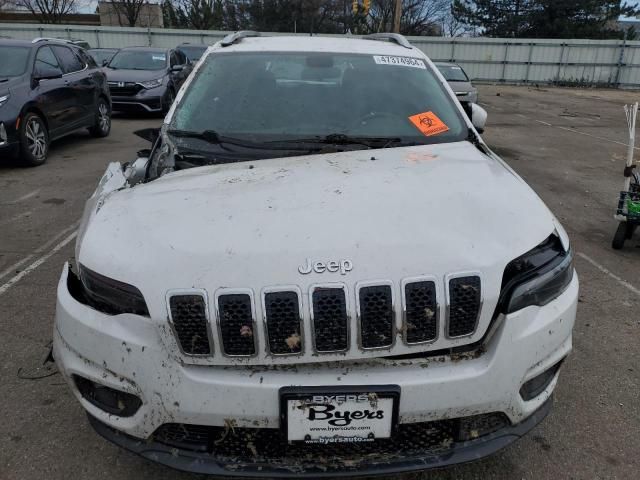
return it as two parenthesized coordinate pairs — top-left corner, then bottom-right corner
(408, 111), (450, 137)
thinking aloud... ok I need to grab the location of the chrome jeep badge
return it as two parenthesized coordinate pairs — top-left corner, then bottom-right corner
(298, 258), (353, 275)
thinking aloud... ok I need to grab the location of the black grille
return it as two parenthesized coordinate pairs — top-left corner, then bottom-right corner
(169, 295), (211, 355)
(153, 413), (509, 462)
(218, 294), (255, 356)
(108, 82), (143, 96)
(312, 288), (348, 352)
(265, 291), (302, 354)
(448, 276), (481, 337)
(359, 285), (394, 348)
(404, 281), (438, 343)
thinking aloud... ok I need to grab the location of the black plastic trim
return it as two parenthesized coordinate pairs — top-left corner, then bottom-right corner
(87, 397), (552, 478)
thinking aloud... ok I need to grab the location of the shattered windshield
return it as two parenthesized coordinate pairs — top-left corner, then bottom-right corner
(171, 52), (466, 141)
(151, 51), (468, 174)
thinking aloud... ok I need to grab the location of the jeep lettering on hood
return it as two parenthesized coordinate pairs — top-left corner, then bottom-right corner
(298, 258), (353, 275)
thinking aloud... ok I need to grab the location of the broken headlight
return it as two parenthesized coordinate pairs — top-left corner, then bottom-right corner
(78, 264), (149, 316)
(498, 234), (574, 314)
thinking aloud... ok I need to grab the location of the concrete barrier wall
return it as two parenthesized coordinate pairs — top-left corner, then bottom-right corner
(2, 23), (640, 87)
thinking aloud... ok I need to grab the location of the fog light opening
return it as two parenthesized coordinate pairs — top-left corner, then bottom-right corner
(520, 359), (565, 401)
(0, 123), (7, 145)
(74, 375), (142, 417)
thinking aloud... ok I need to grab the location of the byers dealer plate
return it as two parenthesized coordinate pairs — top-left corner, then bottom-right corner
(280, 386), (400, 444)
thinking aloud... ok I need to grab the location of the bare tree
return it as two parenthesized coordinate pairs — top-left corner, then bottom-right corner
(363, 0), (449, 35)
(16, 0), (78, 23)
(109, 0), (148, 27)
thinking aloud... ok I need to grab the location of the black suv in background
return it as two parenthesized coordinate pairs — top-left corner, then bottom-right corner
(88, 48), (119, 67)
(0, 38), (111, 166)
(176, 43), (208, 63)
(105, 47), (191, 114)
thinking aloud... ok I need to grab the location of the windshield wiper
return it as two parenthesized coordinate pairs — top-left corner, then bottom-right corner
(167, 129), (318, 152)
(270, 134), (403, 149)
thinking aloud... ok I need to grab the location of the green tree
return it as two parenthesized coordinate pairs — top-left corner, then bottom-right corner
(452, 0), (640, 39)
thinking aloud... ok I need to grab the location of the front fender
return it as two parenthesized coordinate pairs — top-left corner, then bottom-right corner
(75, 162), (128, 260)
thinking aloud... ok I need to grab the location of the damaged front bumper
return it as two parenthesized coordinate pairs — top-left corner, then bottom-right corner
(53, 263), (578, 475)
(87, 398), (552, 477)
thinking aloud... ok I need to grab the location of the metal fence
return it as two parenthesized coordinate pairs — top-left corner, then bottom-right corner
(3, 22), (640, 88)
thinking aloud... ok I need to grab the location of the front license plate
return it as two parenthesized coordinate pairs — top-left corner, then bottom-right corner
(280, 385), (400, 444)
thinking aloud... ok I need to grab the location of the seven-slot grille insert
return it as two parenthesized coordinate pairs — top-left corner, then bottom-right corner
(167, 276), (481, 357)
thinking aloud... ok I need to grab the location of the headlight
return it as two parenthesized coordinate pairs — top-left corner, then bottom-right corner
(0, 94), (10, 107)
(498, 233), (574, 314)
(78, 264), (149, 316)
(138, 78), (163, 89)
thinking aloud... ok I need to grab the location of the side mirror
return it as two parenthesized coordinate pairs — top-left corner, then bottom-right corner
(124, 156), (149, 185)
(33, 66), (63, 81)
(171, 65), (184, 73)
(471, 103), (487, 134)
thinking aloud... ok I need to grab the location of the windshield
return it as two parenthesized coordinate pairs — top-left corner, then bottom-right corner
(89, 49), (118, 65)
(436, 64), (469, 82)
(178, 46), (207, 61)
(171, 52), (467, 145)
(0, 46), (31, 77)
(108, 50), (166, 70)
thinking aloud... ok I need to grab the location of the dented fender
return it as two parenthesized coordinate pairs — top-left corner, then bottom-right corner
(75, 162), (128, 260)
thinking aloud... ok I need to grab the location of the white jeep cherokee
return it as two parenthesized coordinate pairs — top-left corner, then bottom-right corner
(54, 32), (578, 477)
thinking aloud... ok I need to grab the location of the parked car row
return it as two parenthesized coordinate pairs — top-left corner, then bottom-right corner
(0, 38), (110, 166)
(0, 37), (210, 166)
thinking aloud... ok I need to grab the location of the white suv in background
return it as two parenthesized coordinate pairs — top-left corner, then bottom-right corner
(53, 32), (578, 477)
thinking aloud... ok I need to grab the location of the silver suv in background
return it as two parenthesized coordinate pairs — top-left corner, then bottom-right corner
(435, 62), (478, 118)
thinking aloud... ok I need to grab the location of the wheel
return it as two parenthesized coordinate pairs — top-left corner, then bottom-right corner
(89, 97), (111, 138)
(625, 222), (637, 240)
(162, 88), (175, 114)
(612, 222), (627, 249)
(19, 112), (48, 167)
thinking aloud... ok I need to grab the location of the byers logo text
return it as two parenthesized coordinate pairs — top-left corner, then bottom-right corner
(306, 395), (385, 427)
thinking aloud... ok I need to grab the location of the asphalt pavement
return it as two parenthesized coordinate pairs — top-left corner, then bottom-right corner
(0, 87), (639, 479)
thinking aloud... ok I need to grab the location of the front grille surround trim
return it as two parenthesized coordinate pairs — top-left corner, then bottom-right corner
(445, 272), (484, 339)
(261, 285), (305, 357)
(400, 275), (441, 346)
(309, 283), (351, 354)
(214, 288), (258, 358)
(355, 280), (397, 351)
(165, 289), (214, 357)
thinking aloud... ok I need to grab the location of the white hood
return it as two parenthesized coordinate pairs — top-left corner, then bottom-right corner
(78, 141), (556, 361)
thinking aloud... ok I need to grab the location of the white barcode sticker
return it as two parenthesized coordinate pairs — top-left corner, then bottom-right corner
(373, 56), (426, 69)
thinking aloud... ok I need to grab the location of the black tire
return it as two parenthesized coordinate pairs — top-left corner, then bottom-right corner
(162, 88), (175, 114)
(88, 97), (111, 138)
(625, 222), (637, 240)
(19, 112), (48, 167)
(612, 222), (627, 250)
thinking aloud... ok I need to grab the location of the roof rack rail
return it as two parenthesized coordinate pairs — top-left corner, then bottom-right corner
(31, 37), (69, 44)
(220, 31), (261, 47)
(363, 33), (412, 49)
